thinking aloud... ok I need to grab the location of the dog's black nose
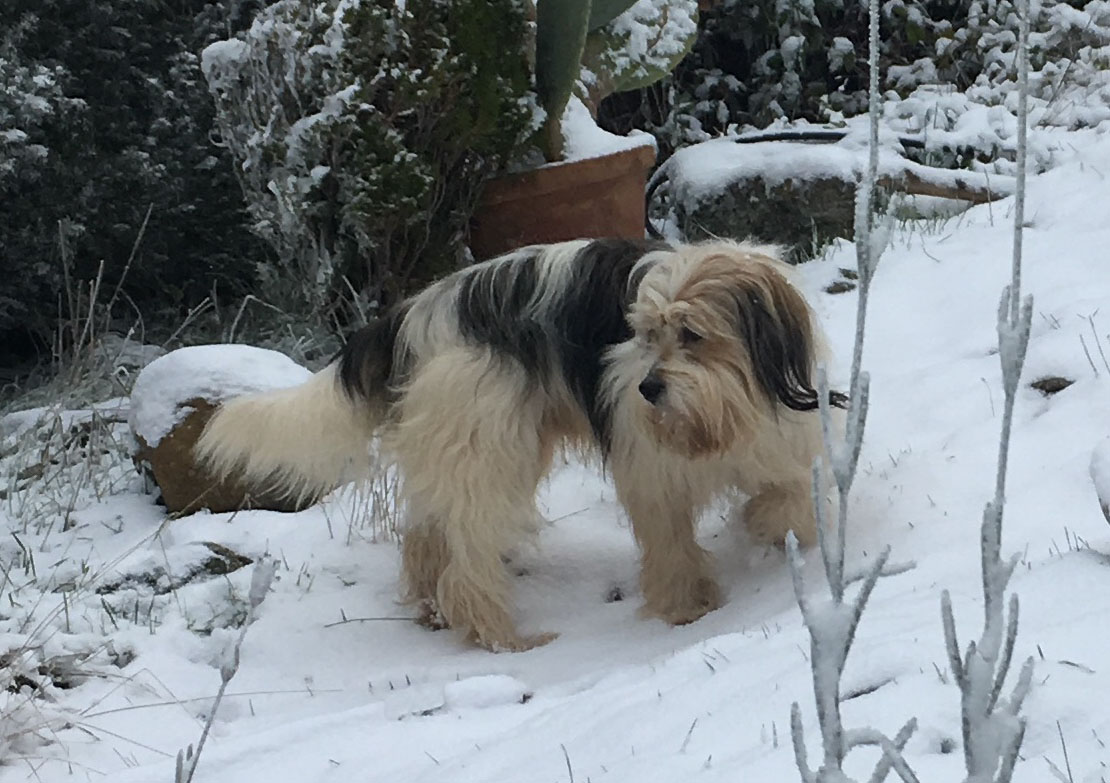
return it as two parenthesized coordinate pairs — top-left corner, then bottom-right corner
(638, 374), (666, 404)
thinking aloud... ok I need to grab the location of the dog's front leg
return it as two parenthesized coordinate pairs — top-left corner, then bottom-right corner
(612, 463), (721, 626)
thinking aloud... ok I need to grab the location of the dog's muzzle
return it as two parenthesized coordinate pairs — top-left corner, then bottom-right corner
(638, 372), (666, 405)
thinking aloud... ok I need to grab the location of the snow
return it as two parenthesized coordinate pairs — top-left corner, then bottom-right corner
(443, 675), (531, 711)
(668, 136), (865, 196)
(0, 396), (129, 440)
(6, 132), (1110, 783)
(127, 344), (312, 447)
(664, 132), (1001, 214)
(561, 96), (656, 163)
(610, 0), (698, 66)
(199, 39), (248, 86)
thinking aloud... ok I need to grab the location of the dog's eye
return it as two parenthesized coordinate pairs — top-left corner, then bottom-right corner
(680, 326), (703, 345)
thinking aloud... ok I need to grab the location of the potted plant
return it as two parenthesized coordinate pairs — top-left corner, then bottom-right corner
(469, 0), (699, 259)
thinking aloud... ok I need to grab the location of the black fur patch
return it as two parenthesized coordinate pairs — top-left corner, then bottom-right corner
(337, 303), (410, 402)
(733, 286), (846, 412)
(456, 247), (546, 376)
(453, 238), (669, 450)
(551, 239), (669, 449)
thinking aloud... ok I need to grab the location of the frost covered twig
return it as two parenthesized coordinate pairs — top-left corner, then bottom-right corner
(938, 293), (1035, 783)
(938, 0), (1036, 779)
(174, 559), (277, 783)
(786, 0), (917, 779)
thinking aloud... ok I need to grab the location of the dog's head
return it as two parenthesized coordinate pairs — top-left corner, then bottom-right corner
(621, 241), (827, 458)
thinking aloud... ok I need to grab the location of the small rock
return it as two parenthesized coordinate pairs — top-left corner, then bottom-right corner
(825, 280), (857, 295)
(1030, 376), (1074, 396)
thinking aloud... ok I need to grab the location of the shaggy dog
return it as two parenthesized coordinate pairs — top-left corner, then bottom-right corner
(196, 238), (837, 652)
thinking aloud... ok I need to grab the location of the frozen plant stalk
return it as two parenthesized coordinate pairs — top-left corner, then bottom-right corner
(175, 558), (278, 783)
(939, 0), (1035, 778)
(938, 290), (1035, 783)
(786, 0), (917, 779)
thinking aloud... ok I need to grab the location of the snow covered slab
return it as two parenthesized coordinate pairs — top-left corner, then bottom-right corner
(128, 344), (311, 448)
(661, 133), (1016, 256)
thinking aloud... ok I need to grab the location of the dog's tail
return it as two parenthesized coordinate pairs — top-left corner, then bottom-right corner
(195, 309), (407, 503)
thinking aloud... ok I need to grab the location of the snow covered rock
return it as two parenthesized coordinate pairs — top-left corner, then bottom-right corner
(1091, 437), (1110, 524)
(128, 345), (313, 514)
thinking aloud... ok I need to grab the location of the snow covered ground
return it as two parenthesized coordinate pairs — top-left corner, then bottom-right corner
(4, 130), (1110, 783)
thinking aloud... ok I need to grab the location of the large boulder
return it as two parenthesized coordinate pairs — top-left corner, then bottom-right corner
(129, 345), (314, 515)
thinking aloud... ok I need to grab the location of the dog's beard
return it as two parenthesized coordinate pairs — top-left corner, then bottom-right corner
(646, 404), (721, 459)
(641, 367), (761, 460)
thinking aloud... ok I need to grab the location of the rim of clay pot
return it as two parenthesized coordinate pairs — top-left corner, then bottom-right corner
(481, 143), (657, 206)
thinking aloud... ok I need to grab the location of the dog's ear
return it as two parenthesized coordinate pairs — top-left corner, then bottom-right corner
(732, 276), (827, 412)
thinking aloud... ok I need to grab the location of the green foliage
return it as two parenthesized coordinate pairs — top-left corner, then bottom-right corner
(600, 0), (975, 157)
(204, 0), (537, 317)
(604, 0), (1110, 159)
(0, 1), (267, 363)
(582, 1), (699, 101)
(684, 0), (964, 128)
(589, 0), (641, 30)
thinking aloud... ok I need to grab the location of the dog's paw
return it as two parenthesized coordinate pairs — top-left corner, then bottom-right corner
(414, 599), (449, 631)
(642, 575), (721, 626)
(480, 631), (559, 653)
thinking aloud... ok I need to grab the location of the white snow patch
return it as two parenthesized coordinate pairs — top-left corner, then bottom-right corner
(200, 38), (248, 85)
(610, 0), (698, 70)
(443, 675), (531, 711)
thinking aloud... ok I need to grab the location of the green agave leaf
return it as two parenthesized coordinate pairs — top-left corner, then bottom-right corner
(588, 0), (640, 30)
(581, 0), (698, 108)
(535, 0), (592, 158)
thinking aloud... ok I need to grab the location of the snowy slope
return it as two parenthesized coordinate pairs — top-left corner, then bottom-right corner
(4, 132), (1110, 783)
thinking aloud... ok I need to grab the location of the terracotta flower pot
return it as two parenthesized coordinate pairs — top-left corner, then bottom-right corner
(469, 143), (656, 261)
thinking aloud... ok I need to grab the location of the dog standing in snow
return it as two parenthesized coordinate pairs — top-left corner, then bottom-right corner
(196, 238), (837, 651)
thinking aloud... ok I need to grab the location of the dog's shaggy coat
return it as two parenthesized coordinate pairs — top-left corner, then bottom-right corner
(196, 238), (835, 651)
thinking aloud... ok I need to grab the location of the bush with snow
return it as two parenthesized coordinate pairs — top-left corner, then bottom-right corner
(202, 0), (538, 321)
(606, 0), (1110, 166)
(0, 1), (266, 359)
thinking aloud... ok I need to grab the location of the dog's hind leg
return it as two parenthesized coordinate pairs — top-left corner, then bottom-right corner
(392, 349), (555, 652)
(610, 444), (721, 626)
(400, 509), (450, 629)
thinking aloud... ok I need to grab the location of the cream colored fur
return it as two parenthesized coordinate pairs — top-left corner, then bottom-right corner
(196, 240), (836, 652)
(195, 364), (374, 504)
